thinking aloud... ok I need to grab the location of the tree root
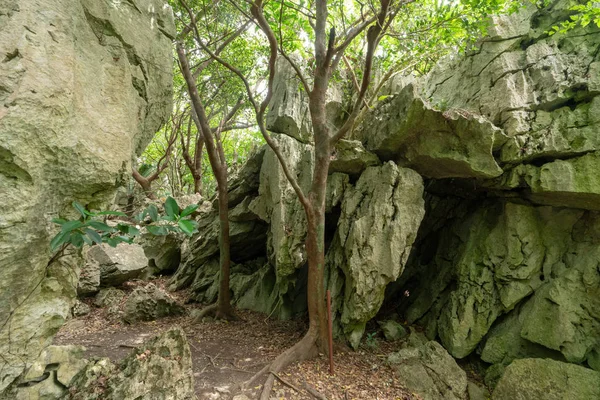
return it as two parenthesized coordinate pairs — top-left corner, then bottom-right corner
(244, 332), (318, 400)
(192, 303), (240, 323)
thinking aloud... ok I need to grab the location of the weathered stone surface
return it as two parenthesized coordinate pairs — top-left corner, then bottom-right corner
(249, 134), (314, 289)
(78, 257), (101, 296)
(140, 232), (182, 276)
(123, 283), (186, 323)
(329, 139), (380, 176)
(491, 151), (600, 210)
(359, 84), (505, 179)
(94, 288), (126, 308)
(72, 300), (91, 317)
(328, 162), (424, 347)
(388, 340), (468, 400)
(9, 345), (87, 400)
(0, 0), (173, 391)
(492, 358), (600, 400)
(402, 197), (600, 365)
(70, 327), (195, 400)
(378, 320), (408, 342)
(89, 243), (148, 286)
(266, 57), (312, 143)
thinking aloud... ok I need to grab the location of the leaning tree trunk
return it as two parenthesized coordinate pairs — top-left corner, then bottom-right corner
(176, 42), (236, 320)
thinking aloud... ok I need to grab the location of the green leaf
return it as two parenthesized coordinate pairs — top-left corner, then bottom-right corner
(82, 235), (93, 245)
(147, 225), (168, 236)
(178, 219), (195, 236)
(128, 226), (140, 236)
(52, 218), (68, 225)
(70, 232), (84, 248)
(116, 224), (130, 234)
(147, 204), (159, 222)
(134, 211), (147, 222)
(164, 197), (180, 219)
(61, 220), (84, 232)
(96, 210), (128, 217)
(106, 237), (120, 247)
(72, 201), (89, 218)
(50, 231), (70, 252)
(88, 221), (113, 232)
(180, 204), (198, 218)
(84, 228), (102, 245)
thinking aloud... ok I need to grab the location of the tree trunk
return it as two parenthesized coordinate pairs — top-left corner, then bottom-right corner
(132, 169), (156, 200)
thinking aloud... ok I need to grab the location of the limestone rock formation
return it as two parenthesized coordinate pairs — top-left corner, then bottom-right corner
(123, 283), (186, 323)
(328, 162), (424, 346)
(140, 232), (182, 276)
(69, 327), (195, 400)
(360, 84), (506, 179)
(89, 243), (148, 286)
(10, 345), (87, 400)
(383, 1), (600, 379)
(492, 358), (600, 400)
(0, 0), (173, 393)
(78, 256), (101, 296)
(388, 340), (468, 400)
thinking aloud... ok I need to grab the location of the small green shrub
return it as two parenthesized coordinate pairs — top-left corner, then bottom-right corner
(50, 197), (199, 253)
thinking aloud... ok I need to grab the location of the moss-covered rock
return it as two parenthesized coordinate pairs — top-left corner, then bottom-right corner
(492, 358), (600, 400)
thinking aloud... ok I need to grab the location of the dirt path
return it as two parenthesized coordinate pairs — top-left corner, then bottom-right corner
(55, 297), (415, 399)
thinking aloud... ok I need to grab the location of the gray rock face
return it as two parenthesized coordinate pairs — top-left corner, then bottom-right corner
(89, 243), (148, 286)
(388, 340), (468, 400)
(328, 162), (424, 347)
(266, 57), (312, 143)
(0, 0), (173, 392)
(69, 327), (195, 400)
(140, 232), (182, 276)
(8, 345), (88, 400)
(329, 139), (380, 177)
(403, 198), (600, 364)
(492, 358), (600, 400)
(78, 257), (101, 296)
(360, 84), (506, 179)
(378, 320), (408, 342)
(123, 283), (186, 323)
(249, 134), (314, 288)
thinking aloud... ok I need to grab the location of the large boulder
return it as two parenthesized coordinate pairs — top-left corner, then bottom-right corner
(69, 327), (195, 400)
(0, 0), (173, 393)
(388, 340), (468, 400)
(88, 243), (148, 286)
(492, 358), (600, 400)
(328, 162), (424, 347)
(359, 84), (506, 179)
(10, 345), (87, 400)
(140, 232), (182, 276)
(402, 199), (600, 363)
(78, 257), (101, 296)
(123, 283), (186, 323)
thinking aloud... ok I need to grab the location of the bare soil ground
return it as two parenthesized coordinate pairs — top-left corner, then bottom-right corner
(54, 281), (416, 400)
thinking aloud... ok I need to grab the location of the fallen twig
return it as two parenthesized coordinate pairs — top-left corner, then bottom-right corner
(303, 380), (328, 400)
(272, 371), (301, 393)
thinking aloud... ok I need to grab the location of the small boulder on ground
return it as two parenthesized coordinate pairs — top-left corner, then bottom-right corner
(123, 283), (186, 323)
(388, 340), (468, 400)
(78, 257), (101, 296)
(378, 320), (408, 342)
(72, 300), (91, 317)
(492, 358), (600, 400)
(88, 243), (148, 286)
(69, 327), (195, 400)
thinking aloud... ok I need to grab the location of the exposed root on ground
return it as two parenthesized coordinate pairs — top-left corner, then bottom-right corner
(192, 303), (240, 323)
(243, 331), (319, 400)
